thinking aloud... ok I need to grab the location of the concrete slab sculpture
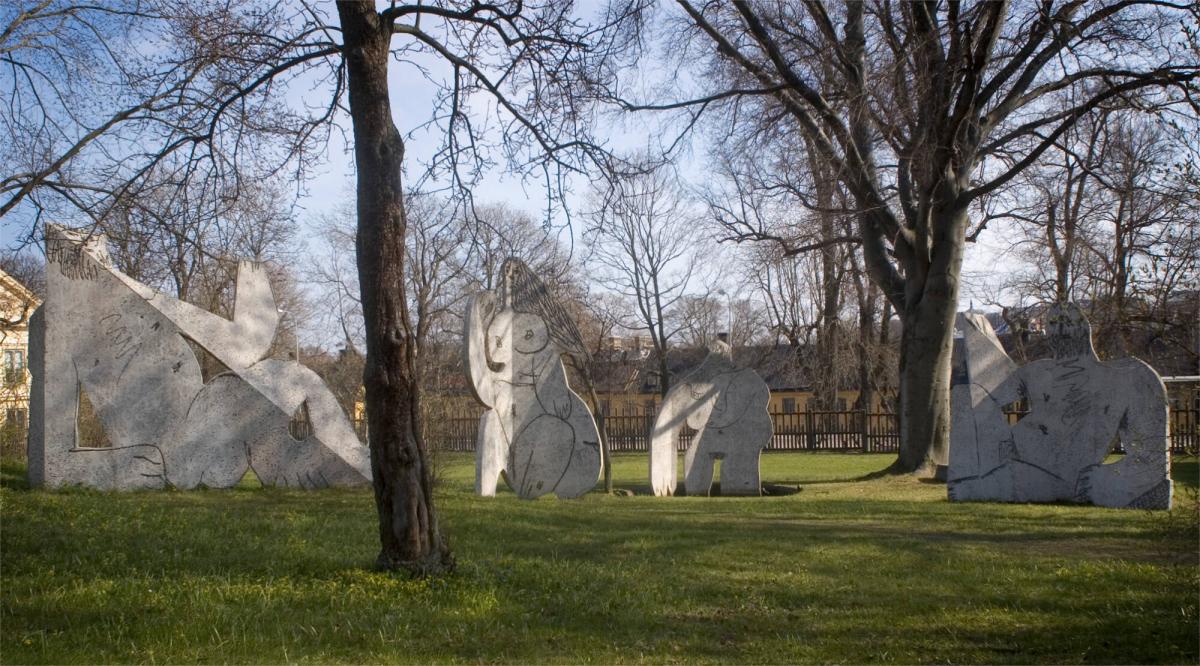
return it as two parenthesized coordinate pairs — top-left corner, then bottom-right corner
(26, 225), (371, 490)
(947, 304), (1171, 509)
(649, 340), (771, 496)
(464, 258), (601, 499)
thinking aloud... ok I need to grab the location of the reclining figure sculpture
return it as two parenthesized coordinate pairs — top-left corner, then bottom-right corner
(947, 303), (1171, 509)
(27, 226), (371, 490)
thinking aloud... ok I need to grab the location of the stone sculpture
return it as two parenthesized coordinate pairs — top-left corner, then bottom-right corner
(649, 340), (771, 496)
(947, 303), (1171, 509)
(26, 226), (371, 490)
(464, 258), (601, 499)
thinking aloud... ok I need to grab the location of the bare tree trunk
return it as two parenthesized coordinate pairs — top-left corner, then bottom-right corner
(892, 206), (967, 476)
(1001, 307), (1028, 364)
(652, 282), (672, 399)
(850, 250), (878, 413)
(339, 2), (451, 575)
(895, 302), (954, 475)
(873, 299), (893, 401)
(656, 351), (670, 400)
(810, 142), (844, 411)
(586, 385), (614, 494)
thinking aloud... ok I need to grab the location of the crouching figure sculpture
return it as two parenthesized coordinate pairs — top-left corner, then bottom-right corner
(947, 303), (1171, 509)
(27, 226), (371, 490)
(464, 258), (601, 499)
(649, 340), (771, 496)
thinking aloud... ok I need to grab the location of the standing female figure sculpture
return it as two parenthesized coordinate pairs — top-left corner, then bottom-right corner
(464, 258), (601, 499)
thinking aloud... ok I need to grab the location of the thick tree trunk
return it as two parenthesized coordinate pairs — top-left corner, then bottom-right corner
(895, 297), (956, 476)
(338, 2), (452, 575)
(891, 205), (967, 477)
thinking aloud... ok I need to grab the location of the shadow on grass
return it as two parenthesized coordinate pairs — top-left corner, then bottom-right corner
(4, 456), (1197, 663)
(609, 482), (804, 497)
(6, 456), (1196, 580)
(1172, 459), (1198, 490)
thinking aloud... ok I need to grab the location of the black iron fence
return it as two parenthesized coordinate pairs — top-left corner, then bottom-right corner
(412, 407), (1200, 456)
(1173, 407), (1199, 455)
(5, 402), (1189, 461)
(599, 410), (903, 453)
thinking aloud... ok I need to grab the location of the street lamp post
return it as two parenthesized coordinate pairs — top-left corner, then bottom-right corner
(716, 288), (733, 346)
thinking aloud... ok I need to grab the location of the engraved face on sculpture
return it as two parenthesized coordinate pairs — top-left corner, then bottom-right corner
(1045, 302), (1094, 359)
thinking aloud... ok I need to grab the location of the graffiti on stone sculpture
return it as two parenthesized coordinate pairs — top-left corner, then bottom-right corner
(649, 340), (771, 497)
(464, 258), (601, 499)
(947, 304), (1171, 509)
(45, 235), (102, 281)
(26, 225), (371, 490)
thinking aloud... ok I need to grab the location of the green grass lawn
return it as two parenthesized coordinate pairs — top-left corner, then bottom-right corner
(2, 452), (1197, 664)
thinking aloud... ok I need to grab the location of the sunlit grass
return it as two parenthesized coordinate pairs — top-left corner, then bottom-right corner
(2, 453), (1196, 664)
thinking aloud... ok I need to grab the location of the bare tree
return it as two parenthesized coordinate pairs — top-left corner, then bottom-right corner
(1, 2), (338, 235)
(0, 251), (45, 298)
(987, 105), (1199, 372)
(459, 203), (574, 292)
(1082, 114), (1196, 359)
(743, 244), (813, 351)
(308, 206), (366, 354)
(674, 291), (765, 349)
(608, 0), (1199, 474)
(586, 161), (705, 397)
(674, 295), (724, 347)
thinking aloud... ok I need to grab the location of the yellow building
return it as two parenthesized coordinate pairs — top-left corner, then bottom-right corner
(592, 388), (881, 417)
(0, 269), (40, 450)
(588, 344), (892, 416)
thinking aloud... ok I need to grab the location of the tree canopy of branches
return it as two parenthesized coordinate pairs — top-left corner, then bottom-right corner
(985, 108), (1199, 371)
(607, 0), (1200, 475)
(586, 161), (707, 397)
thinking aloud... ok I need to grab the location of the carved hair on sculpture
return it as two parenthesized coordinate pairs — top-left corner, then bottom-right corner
(498, 258), (589, 362)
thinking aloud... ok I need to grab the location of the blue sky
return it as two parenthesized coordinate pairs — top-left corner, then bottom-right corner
(0, 0), (1014, 342)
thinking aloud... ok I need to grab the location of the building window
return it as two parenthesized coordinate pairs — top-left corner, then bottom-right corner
(3, 350), (24, 385)
(644, 399), (657, 415)
(782, 398), (797, 414)
(6, 408), (26, 429)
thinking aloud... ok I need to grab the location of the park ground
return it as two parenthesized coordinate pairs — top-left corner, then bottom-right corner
(1, 452), (1197, 664)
